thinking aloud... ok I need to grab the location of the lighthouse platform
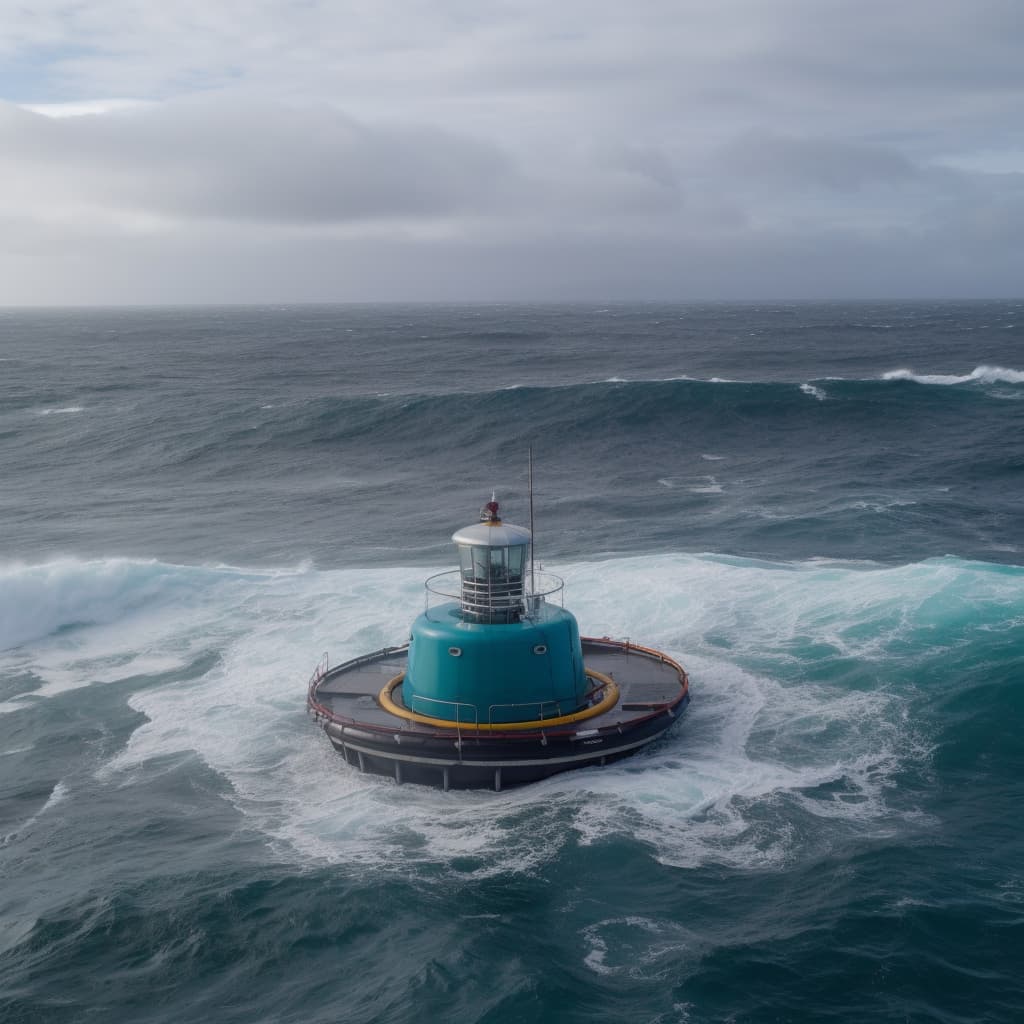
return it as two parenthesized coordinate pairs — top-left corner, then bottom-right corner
(306, 497), (690, 790)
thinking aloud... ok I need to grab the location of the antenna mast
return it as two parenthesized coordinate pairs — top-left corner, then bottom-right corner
(528, 446), (536, 593)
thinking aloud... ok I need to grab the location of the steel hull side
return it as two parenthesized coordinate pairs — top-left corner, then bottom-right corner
(319, 692), (689, 790)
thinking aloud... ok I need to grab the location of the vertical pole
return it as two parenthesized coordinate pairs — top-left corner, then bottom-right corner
(529, 446), (536, 595)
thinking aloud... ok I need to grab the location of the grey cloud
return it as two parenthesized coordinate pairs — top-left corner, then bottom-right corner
(608, 146), (680, 193)
(2, 1), (1024, 303)
(0, 98), (514, 223)
(4, 212), (1021, 307)
(711, 135), (920, 192)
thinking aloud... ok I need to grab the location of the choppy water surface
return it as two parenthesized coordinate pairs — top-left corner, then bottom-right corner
(2, 302), (1023, 1023)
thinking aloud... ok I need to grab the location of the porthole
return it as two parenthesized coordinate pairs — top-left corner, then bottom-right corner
(448, 646), (463, 657)
(533, 644), (548, 655)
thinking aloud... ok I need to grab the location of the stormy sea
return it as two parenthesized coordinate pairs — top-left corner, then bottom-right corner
(2, 301), (1022, 1024)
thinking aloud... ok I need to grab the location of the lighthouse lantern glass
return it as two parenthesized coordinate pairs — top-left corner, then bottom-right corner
(456, 540), (529, 623)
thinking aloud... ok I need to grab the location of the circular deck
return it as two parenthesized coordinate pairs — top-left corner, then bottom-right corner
(307, 637), (689, 790)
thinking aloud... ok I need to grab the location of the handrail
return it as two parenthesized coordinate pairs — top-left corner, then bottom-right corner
(582, 635), (689, 697)
(308, 636), (688, 739)
(424, 568), (564, 601)
(315, 644), (409, 681)
(306, 651), (330, 720)
(409, 693), (479, 726)
(423, 568), (565, 621)
(487, 700), (562, 726)
(378, 670), (621, 732)
(307, 645), (410, 714)
(408, 693), (479, 758)
(307, 650), (329, 695)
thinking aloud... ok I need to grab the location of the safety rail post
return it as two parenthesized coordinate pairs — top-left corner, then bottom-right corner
(410, 694), (480, 764)
(487, 700), (562, 726)
(307, 651), (329, 695)
(409, 695), (479, 729)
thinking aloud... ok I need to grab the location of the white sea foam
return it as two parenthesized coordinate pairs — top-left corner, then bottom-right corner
(850, 498), (918, 513)
(0, 557), (222, 653)
(800, 382), (827, 401)
(581, 916), (700, 979)
(70, 554), (1022, 878)
(1, 780), (67, 847)
(658, 474), (725, 492)
(13, 554), (1016, 877)
(597, 375), (729, 386)
(0, 558), (320, 709)
(565, 655), (925, 870)
(882, 364), (1024, 386)
(688, 476), (723, 494)
(35, 406), (84, 415)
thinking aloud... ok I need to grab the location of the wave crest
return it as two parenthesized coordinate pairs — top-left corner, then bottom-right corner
(89, 552), (1021, 875)
(882, 365), (1024, 386)
(0, 557), (246, 651)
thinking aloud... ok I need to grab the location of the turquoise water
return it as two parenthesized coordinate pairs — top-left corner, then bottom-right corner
(1, 303), (1022, 1022)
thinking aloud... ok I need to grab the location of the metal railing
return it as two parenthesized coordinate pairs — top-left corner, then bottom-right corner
(409, 693), (481, 757)
(423, 569), (565, 622)
(308, 650), (329, 695)
(487, 700), (563, 725)
(457, 577), (524, 621)
(307, 645), (411, 717)
(412, 694), (568, 731)
(409, 693), (480, 725)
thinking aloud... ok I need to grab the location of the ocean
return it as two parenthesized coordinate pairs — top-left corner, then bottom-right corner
(1, 301), (1022, 1023)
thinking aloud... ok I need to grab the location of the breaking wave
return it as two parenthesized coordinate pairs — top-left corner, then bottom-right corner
(882, 364), (1024, 386)
(0, 557), (287, 652)
(8, 550), (1008, 875)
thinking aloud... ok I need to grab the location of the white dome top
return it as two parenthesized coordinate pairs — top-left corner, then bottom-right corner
(452, 520), (531, 547)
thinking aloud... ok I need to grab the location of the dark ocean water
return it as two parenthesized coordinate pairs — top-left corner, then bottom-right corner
(1, 302), (1023, 1023)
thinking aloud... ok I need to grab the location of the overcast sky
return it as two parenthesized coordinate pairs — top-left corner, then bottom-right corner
(1, 1), (1022, 304)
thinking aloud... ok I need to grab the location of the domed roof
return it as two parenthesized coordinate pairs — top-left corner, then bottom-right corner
(452, 520), (531, 547)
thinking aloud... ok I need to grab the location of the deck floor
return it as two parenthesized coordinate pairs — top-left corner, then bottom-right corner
(314, 641), (685, 733)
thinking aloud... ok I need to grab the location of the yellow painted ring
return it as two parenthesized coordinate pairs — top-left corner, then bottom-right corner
(378, 669), (620, 731)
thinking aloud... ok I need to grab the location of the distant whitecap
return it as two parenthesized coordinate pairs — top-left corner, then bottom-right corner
(882, 364), (1024, 386)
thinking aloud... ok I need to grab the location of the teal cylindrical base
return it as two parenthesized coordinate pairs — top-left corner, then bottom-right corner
(404, 603), (587, 724)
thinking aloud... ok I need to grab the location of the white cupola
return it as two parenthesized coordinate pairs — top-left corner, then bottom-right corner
(451, 497), (531, 623)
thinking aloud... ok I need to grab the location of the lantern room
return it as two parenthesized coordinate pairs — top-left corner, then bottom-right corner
(402, 496), (589, 725)
(451, 498), (532, 624)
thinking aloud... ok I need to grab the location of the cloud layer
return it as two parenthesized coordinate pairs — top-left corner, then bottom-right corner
(2, 1), (1022, 302)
